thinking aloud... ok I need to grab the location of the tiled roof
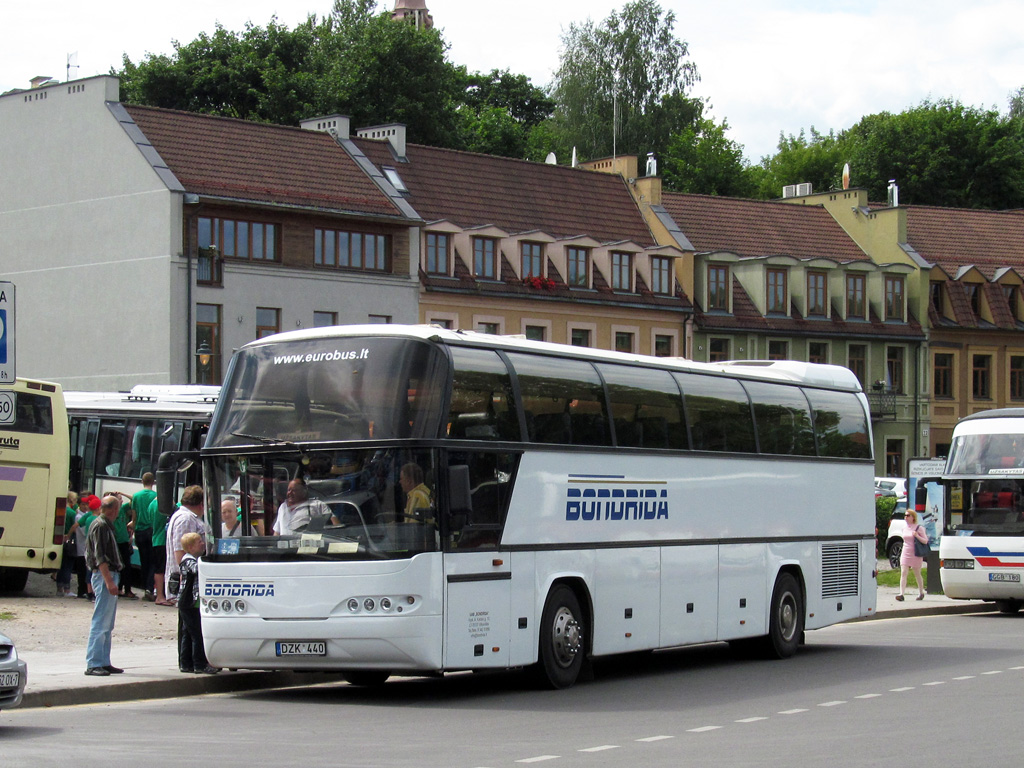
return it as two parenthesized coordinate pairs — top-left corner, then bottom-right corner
(907, 206), (1024, 280)
(122, 105), (405, 218)
(662, 193), (870, 262)
(351, 138), (657, 246)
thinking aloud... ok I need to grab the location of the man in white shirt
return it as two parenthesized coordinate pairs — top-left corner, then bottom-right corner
(273, 479), (331, 535)
(165, 485), (211, 603)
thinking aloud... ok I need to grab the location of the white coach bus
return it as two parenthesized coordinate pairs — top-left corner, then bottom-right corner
(938, 409), (1024, 613)
(188, 325), (876, 688)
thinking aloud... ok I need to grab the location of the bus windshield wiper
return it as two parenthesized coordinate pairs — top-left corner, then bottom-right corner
(231, 432), (302, 452)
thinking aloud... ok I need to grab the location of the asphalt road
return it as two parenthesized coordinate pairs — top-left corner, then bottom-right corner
(3, 612), (1022, 767)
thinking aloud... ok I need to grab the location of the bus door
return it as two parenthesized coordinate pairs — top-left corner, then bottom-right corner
(442, 453), (516, 669)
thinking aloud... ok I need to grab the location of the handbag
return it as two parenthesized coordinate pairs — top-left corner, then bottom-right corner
(913, 533), (929, 558)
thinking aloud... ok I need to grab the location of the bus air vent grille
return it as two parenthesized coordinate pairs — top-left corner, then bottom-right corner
(820, 543), (860, 598)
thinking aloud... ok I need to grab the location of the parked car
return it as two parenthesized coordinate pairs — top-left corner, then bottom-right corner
(0, 632), (27, 713)
(884, 501), (909, 567)
(875, 477), (907, 502)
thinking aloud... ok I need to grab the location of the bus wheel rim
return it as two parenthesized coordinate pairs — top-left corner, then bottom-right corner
(551, 606), (580, 668)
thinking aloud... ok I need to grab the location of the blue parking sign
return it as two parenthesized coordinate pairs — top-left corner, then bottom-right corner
(0, 308), (6, 364)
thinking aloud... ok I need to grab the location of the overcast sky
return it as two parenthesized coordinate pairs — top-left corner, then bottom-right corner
(3, 0), (1022, 162)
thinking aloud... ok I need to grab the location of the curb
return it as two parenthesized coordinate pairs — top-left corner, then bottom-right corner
(856, 601), (993, 622)
(19, 670), (346, 710)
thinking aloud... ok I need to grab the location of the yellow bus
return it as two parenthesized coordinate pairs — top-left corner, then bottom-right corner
(0, 378), (69, 592)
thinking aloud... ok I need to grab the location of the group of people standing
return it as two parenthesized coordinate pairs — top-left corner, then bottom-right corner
(77, 478), (218, 676)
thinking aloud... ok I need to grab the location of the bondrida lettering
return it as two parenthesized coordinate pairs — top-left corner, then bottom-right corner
(273, 348), (369, 365)
(204, 581), (275, 598)
(565, 487), (669, 521)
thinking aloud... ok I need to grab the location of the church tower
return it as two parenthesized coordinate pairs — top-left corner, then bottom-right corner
(392, 0), (433, 29)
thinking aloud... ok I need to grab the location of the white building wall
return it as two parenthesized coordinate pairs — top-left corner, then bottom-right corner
(0, 76), (177, 390)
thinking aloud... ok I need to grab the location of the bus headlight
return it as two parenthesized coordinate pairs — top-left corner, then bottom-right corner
(380, 597), (392, 611)
(221, 599), (233, 613)
(347, 598), (360, 612)
(234, 600), (247, 613)
(363, 598), (375, 612)
(208, 600), (220, 613)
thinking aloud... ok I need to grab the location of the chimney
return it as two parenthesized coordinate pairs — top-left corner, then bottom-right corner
(887, 179), (899, 207)
(356, 124), (407, 161)
(299, 114), (350, 139)
(30, 75), (57, 88)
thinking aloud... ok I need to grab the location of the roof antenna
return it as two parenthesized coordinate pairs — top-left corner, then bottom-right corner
(66, 52), (79, 81)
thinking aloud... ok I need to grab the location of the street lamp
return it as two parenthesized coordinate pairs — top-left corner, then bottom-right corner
(196, 341), (213, 384)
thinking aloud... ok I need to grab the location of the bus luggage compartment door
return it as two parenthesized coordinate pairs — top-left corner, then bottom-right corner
(443, 552), (512, 669)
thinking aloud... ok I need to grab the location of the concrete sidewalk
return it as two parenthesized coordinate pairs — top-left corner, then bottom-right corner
(12, 582), (993, 711)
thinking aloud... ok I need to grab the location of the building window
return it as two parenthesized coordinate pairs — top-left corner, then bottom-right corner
(807, 272), (827, 316)
(930, 281), (944, 315)
(934, 353), (953, 398)
(611, 252), (633, 291)
(885, 275), (905, 320)
(368, 315), (391, 324)
(313, 311), (336, 328)
(1004, 284), (1019, 318)
(615, 331), (635, 353)
(808, 342), (828, 364)
(473, 237), (497, 279)
(521, 242), (543, 278)
(195, 303), (221, 385)
(767, 269), (787, 313)
(966, 284), (981, 316)
(316, 228), (389, 271)
(477, 322), (499, 335)
(708, 337), (730, 362)
(651, 257), (672, 295)
(1011, 356), (1024, 400)
(570, 328), (591, 347)
(846, 274), (866, 319)
(430, 318), (453, 330)
(256, 307), (280, 339)
(708, 265), (729, 311)
(524, 325), (545, 342)
(654, 334), (673, 357)
(200, 217), (278, 263)
(768, 340), (788, 360)
(887, 346), (905, 394)
(848, 344), (866, 387)
(886, 439), (904, 478)
(973, 354), (991, 399)
(425, 232), (449, 275)
(566, 247), (589, 287)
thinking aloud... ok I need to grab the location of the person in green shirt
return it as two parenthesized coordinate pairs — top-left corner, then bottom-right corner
(132, 473), (158, 601)
(150, 494), (172, 605)
(110, 491), (138, 599)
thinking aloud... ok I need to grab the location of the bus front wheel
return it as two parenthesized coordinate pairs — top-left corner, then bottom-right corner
(764, 572), (804, 659)
(538, 585), (586, 689)
(995, 600), (1021, 615)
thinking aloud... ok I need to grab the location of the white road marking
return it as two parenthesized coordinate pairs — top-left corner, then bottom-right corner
(687, 726), (722, 733)
(982, 671), (1002, 675)
(578, 746), (618, 753)
(890, 687), (915, 692)
(736, 717), (768, 723)
(855, 694), (882, 699)
(778, 709), (808, 715)
(953, 675), (975, 680)
(636, 736), (674, 742)
(922, 681), (945, 686)
(818, 700), (846, 707)
(516, 757), (560, 763)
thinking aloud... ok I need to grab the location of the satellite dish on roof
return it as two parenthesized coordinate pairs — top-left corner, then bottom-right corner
(545, 152), (557, 165)
(842, 163), (850, 190)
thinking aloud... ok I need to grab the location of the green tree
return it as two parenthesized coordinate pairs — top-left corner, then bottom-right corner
(750, 127), (847, 200)
(661, 115), (756, 197)
(457, 69), (556, 158)
(550, 0), (701, 162)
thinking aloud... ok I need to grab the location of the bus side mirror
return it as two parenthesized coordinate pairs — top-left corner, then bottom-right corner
(156, 450), (201, 517)
(448, 464), (472, 517)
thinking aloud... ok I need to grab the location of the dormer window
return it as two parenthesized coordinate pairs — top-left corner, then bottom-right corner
(846, 274), (865, 319)
(611, 252), (633, 291)
(1004, 284), (1019, 317)
(566, 247), (589, 287)
(651, 257), (672, 295)
(426, 232), (450, 275)
(885, 275), (905, 320)
(521, 242), (543, 278)
(966, 283), (981, 316)
(767, 268), (787, 313)
(807, 271), (827, 316)
(473, 237), (497, 279)
(930, 281), (945, 315)
(708, 264), (729, 311)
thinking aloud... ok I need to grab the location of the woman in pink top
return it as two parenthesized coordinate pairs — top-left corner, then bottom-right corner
(897, 509), (929, 601)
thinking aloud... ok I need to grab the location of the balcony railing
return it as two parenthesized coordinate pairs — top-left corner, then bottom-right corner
(867, 384), (897, 420)
(196, 247), (222, 286)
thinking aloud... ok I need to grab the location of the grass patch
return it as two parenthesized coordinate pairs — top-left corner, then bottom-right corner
(0, 611), (14, 621)
(878, 568), (927, 588)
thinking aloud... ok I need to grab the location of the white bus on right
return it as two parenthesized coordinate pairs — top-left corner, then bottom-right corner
(940, 408), (1024, 613)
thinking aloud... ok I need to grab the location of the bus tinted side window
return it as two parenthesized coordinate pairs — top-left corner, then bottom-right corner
(743, 381), (816, 456)
(597, 363), (687, 449)
(804, 389), (871, 459)
(447, 347), (519, 441)
(677, 373), (757, 453)
(506, 353), (610, 447)
(95, 420), (127, 477)
(5, 391), (54, 434)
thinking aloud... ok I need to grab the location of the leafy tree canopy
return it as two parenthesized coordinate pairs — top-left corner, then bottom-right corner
(549, 0), (701, 163)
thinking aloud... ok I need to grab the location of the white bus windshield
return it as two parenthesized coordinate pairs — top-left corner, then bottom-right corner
(207, 337), (448, 448)
(946, 432), (1024, 475)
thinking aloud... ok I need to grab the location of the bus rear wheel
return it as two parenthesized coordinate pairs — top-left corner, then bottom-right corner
(538, 585), (585, 689)
(0, 567), (29, 593)
(764, 572), (804, 659)
(995, 600), (1021, 615)
(342, 670), (390, 687)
